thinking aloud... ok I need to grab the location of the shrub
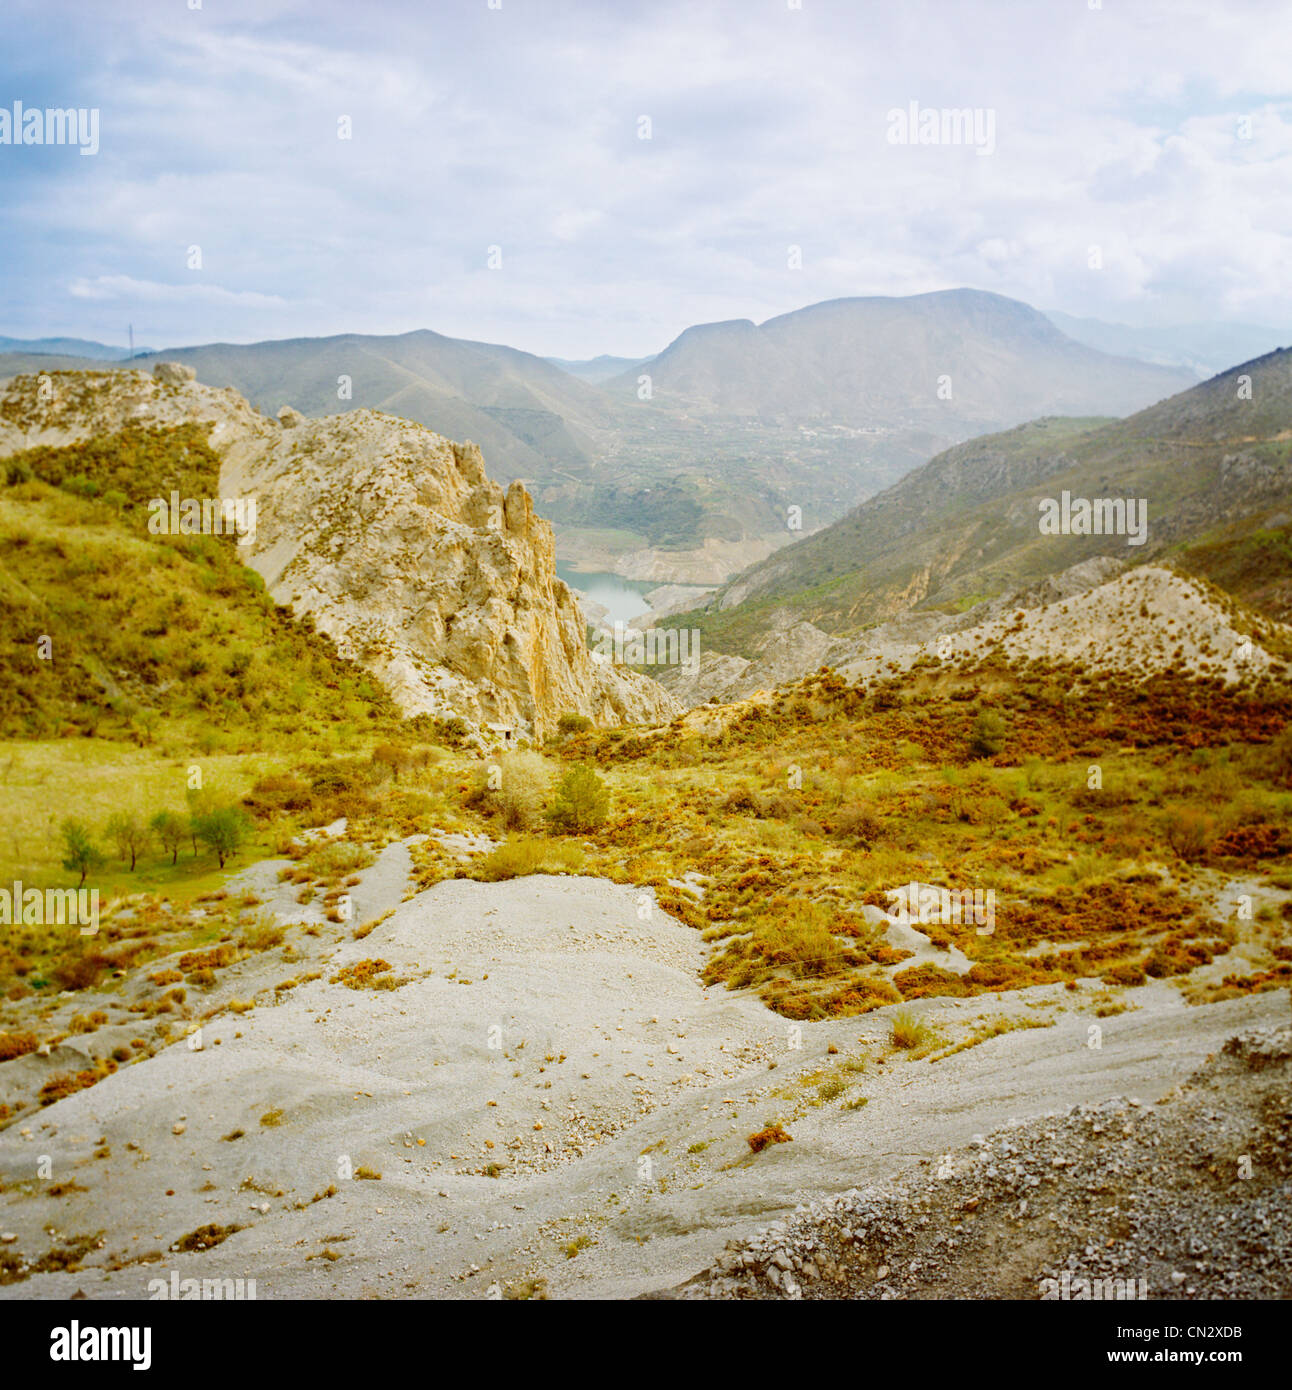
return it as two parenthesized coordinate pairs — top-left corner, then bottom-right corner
(475, 836), (585, 882)
(747, 1123), (793, 1154)
(830, 803), (883, 845)
(371, 743), (412, 782)
(52, 952), (110, 992)
(476, 751), (552, 831)
(244, 772), (313, 815)
(241, 915), (286, 952)
(548, 763), (610, 833)
(1103, 960), (1147, 987)
(432, 715), (469, 748)
(1268, 723), (1292, 786)
(752, 900), (848, 979)
(556, 712), (592, 736)
(889, 1009), (934, 1050)
(0, 1030), (39, 1062)
(969, 708), (1007, 759)
(1161, 807), (1216, 861)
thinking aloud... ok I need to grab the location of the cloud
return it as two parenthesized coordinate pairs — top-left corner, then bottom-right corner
(1, 0), (1290, 355)
(67, 276), (289, 308)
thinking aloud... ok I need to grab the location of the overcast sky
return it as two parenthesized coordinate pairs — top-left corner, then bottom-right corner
(1, 0), (1290, 358)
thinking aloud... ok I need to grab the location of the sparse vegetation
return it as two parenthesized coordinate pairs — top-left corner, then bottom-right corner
(747, 1122), (793, 1154)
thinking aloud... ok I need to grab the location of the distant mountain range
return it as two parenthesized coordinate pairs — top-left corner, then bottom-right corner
(543, 354), (649, 383)
(679, 347), (1292, 655)
(1043, 313), (1288, 380)
(0, 291), (1198, 580)
(603, 292), (1188, 422)
(0, 336), (153, 360)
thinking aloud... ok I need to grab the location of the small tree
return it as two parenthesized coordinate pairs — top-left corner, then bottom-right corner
(150, 809), (187, 866)
(548, 763), (610, 833)
(185, 786), (219, 857)
(60, 819), (104, 887)
(969, 708), (1007, 759)
(556, 712), (592, 737)
(105, 810), (149, 871)
(371, 742), (411, 783)
(194, 805), (251, 869)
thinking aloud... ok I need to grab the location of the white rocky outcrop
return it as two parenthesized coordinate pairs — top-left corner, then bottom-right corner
(0, 365), (679, 738)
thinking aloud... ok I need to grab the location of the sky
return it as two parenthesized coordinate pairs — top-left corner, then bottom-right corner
(1, 0), (1290, 359)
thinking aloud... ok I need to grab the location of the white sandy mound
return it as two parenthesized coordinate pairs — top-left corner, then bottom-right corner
(979, 566), (1278, 681)
(838, 566), (1285, 686)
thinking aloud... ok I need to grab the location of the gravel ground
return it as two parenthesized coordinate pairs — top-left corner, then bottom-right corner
(670, 1026), (1292, 1300)
(1, 858), (1287, 1301)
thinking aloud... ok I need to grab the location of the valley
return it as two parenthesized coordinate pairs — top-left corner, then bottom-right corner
(0, 290), (1195, 587)
(0, 355), (1288, 1306)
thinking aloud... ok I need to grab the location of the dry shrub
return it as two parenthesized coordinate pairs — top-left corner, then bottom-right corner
(0, 1030), (39, 1062)
(747, 1123), (792, 1154)
(472, 751), (552, 831)
(52, 953), (110, 992)
(830, 803), (883, 845)
(475, 836), (584, 882)
(1161, 806), (1217, 861)
(752, 900), (848, 979)
(889, 1009), (934, 1049)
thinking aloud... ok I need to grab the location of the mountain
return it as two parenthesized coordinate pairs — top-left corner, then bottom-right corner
(679, 348), (1292, 655)
(0, 336), (151, 360)
(606, 290), (1190, 421)
(103, 330), (620, 485)
(1045, 312), (1289, 381)
(0, 293), (1196, 586)
(0, 363), (677, 739)
(545, 353), (652, 383)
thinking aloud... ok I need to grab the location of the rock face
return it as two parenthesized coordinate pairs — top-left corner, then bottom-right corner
(0, 365), (679, 738)
(656, 555), (1289, 706)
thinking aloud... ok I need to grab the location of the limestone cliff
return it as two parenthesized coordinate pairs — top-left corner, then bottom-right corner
(0, 364), (679, 738)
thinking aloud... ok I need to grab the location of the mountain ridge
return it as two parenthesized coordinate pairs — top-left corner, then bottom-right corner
(678, 347), (1292, 655)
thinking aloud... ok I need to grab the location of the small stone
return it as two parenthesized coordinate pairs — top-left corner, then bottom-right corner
(172, 1122), (186, 1136)
(876, 1264), (889, 1280)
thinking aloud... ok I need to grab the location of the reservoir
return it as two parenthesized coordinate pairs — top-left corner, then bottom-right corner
(555, 564), (654, 627)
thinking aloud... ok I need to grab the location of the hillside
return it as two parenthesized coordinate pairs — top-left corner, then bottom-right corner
(0, 645), (1289, 1300)
(1, 292), (1194, 585)
(686, 349), (1292, 654)
(99, 330), (619, 486)
(0, 337), (149, 361)
(607, 290), (1189, 423)
(0, 364), (676, 741)
(0, 422), (402, 745)
(1045, 312), (1288, 381)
